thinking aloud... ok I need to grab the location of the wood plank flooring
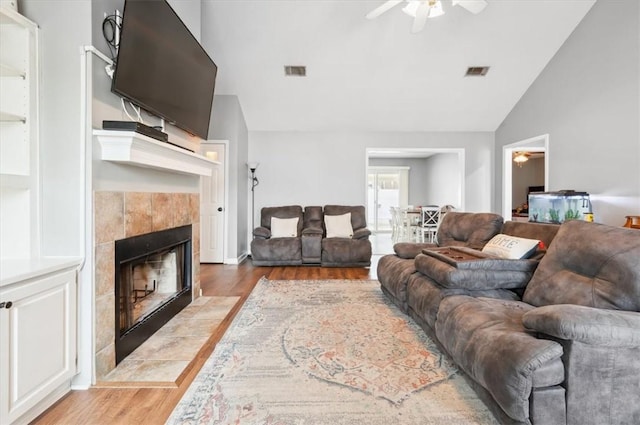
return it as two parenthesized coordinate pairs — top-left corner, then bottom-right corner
(32, 258), (380, 425)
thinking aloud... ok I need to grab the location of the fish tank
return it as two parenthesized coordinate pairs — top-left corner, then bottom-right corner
(528, 190), (591, 224)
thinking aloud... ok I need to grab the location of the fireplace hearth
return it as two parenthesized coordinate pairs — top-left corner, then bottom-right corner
(114, 224), (192, 364)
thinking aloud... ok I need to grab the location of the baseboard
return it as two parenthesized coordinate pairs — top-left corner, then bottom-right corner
(224, 251), (248, 265)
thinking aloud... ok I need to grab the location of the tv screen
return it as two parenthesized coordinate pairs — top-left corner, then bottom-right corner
(112, 0), (217, 140)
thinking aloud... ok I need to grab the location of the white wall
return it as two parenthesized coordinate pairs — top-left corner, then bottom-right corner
(249, 131), (493, 223)
(495, 0), (640, 225)
(20, 1), (92, 257)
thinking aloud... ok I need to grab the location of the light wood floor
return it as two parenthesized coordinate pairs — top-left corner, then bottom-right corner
(32, 258), (380, 425)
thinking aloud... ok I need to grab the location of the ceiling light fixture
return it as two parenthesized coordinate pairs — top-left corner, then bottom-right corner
(402, 0), (444, 18)
(366, 0), (488, 33)
(513, 152), (529, 167)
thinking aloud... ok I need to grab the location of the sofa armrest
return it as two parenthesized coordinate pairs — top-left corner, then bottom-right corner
(253, 226), (271, 239)
(523, 305), (640, 348)
(353, 228), (371, 239)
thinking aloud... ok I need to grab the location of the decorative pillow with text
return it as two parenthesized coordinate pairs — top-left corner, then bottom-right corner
(481, 234), (540, 259)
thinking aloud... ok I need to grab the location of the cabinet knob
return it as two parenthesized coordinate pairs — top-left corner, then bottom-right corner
(0, 301), (11, 309)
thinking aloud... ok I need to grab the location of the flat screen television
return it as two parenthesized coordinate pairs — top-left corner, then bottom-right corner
(112, 0), (217, 140)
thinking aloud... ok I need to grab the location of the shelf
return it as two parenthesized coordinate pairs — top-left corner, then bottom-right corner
(0, 257), (81, 288)
(94, 129), (218, 176)
(0, 63), (25, 78)
(0, 172), (29, 189)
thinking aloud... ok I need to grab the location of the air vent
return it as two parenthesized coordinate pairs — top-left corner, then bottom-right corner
(284, 66), (306, 77)
(465, 66), (490, 77)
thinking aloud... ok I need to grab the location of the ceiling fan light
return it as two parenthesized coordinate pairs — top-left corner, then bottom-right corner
(429, 1), (445, 17)
(402, 0), (445, 18)
(513, 153), (529, 164)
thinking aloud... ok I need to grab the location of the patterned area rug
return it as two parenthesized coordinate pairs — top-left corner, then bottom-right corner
(167, 278), (498, 425)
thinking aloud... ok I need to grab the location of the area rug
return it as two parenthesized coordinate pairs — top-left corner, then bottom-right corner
(166, 278), (498, 425)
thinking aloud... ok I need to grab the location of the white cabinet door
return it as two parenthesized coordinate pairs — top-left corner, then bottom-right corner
(0, 269), (77, 424)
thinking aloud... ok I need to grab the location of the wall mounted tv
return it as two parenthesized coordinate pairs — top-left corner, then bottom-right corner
(112, 0), (217, 140)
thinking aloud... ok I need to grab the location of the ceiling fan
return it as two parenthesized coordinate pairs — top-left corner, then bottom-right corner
(366, 0), (488, 33)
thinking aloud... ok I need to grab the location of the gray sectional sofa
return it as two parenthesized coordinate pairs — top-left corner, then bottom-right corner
(251, 205), (372, 267)
(378, 215), (640, 425)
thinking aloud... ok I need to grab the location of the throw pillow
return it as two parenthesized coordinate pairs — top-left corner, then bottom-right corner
(270, 217), (299, 238)
(325, 213), (353, 238)
(481, 234), (540, 259)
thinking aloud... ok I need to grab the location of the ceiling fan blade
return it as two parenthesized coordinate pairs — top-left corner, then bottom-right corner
(452, 0), (488, 14)
(411, 2), (430, 33)
(366, 0), (403, 20)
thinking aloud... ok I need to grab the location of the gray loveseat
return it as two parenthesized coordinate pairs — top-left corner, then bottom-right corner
(379, 218), (640, 424)
(251, 205), (372, 267)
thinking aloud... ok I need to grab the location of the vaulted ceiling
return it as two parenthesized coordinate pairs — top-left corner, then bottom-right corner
(201, 0), (596, 132)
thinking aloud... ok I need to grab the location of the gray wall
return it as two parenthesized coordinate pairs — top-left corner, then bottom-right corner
(495, 0), (640, 225)
(423, 153), (461, 208)
(369, 153), (460, 208)
(209, 95), (249, 261)
(249, 131), (494, 222)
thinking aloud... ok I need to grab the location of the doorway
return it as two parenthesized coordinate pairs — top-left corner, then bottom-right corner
(502, 134), (549, 220)
(200, 142), (227, 263)
(365, 148), (465, 233)
(367, 167), (409, 232)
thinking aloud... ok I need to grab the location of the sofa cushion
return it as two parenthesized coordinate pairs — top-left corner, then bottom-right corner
(414, 249), (538, 290)
(436, 296), (564, 423)
(324, 205), (367, 231)
(436, 212), (503, 250)
(271, 217), (299, 238)
(321, 238), (371, 266)
(481, 234), (540, 259)
(523, 221), (640, 310)
(260, 205), (304, 234)
(406, 274), (520, 329)
(325, 212), (353, 238)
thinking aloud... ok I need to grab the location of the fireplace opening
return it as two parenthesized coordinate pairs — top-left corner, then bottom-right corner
(115, 224), (192, 364)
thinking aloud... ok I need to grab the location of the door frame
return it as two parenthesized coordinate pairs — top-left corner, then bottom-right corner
(502, 134), (549, 220)
(200, 140), (229, 263)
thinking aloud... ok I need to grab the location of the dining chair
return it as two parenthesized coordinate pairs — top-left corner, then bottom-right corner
(419, 205), (440, 243)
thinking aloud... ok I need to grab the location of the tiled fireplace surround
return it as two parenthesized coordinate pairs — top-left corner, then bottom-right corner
(94, 191), (201, 380)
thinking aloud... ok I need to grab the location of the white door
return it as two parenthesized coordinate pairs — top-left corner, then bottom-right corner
(200, 143), (225, 263)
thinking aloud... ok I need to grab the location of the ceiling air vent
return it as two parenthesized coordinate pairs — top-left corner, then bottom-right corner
(465, 66), (490, 77)
(284, 66), (306, 77)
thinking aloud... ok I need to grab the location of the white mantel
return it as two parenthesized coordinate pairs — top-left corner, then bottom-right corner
(94, 130), (218, 176)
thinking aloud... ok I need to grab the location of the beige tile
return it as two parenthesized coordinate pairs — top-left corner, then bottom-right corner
(95, 242), (114, 297)
(191, 223), (200, 256)
(152, 193), (173, 231)
(95, 343), (116, 380)
(95, 191), (124, 244)
(95, 294), (115, 353)
(173, 193), (191, 226)
(127, 336), (209, 361)
(128, 360), (190, 382)
(103, 358), (145, 382)
(189, 193), (199, 224)
(125, 192), (152, 237)
(154, 317), (222, 338)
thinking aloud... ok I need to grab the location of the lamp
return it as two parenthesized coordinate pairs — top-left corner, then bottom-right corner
(248, 162), (259, 236)
(513, 152), (529, 167)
